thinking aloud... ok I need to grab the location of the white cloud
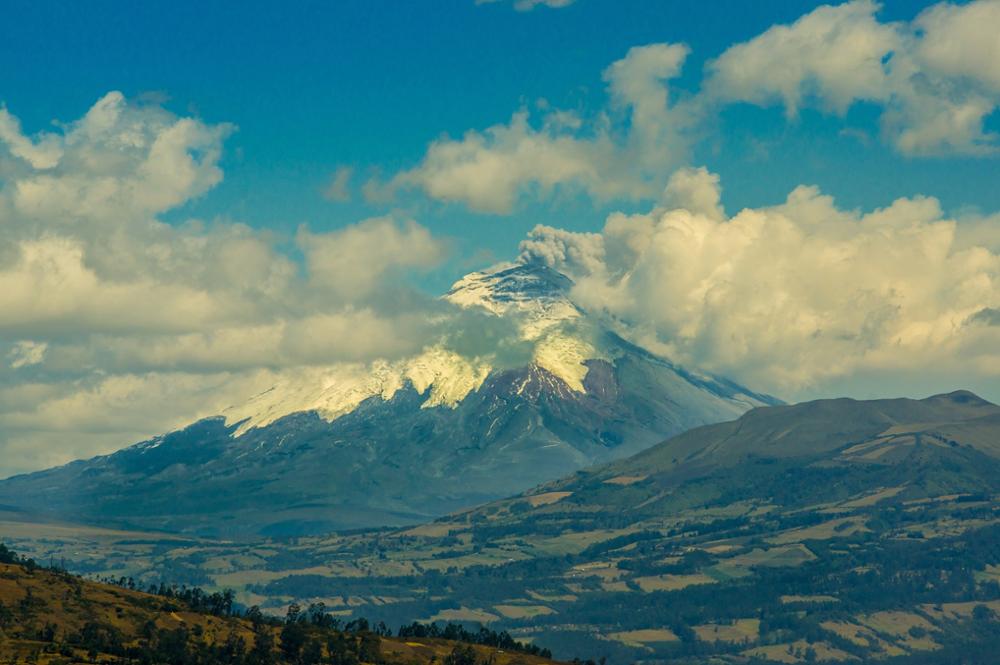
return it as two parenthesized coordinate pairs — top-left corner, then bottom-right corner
(0, 93), (452, 475)
(915, 0), (1000, 90)
(704, 0), (1000, 155)
(5, 92), (231, 224)
(382, 43), (692, 213)
(604, 43), (692, 171)
(299, 216), (445, 299)
(385, 0), (1000, 215)
(385, 110), (615, 214)
(0, 371), (274, 475)
(659, 166), (725, 222)
(0, 109), (63, 169)
(888, 0), (1000, 155)
(705, 0), (897, 116)
(522, 169), (1000, 396)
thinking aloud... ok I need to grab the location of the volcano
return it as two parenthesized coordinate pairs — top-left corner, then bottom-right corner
(0, 262), (776, 538)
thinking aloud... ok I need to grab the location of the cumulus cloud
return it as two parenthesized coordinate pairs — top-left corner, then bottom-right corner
(0, 93), (453, 475)
(0, 109), (63, 169)
(0, 370), (277, 474)
(916, 1), (1000, 90)
(704, 0), (1000, 155)
(521, 168), (1000, 395)
(3, 92), (231, 224)
(380, 43), (693, 213)
(704, 1), (896, 117)
(383, 0), (1000, 214)
(659, 166), (725, 221)
(298, 216), (445, 299)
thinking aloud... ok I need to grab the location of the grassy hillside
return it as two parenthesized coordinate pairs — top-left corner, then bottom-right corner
(4, 392), (1000, 663)
(0, 547), (562, 665)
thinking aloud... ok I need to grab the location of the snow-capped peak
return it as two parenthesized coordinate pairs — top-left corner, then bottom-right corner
(446, 261), (575, 313)
(223, 261), (601, 435)
(445, 261), (583, 336)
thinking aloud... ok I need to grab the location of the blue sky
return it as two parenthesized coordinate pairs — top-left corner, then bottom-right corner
(5, 0), (997, 291)
(1, 0), (999, 473)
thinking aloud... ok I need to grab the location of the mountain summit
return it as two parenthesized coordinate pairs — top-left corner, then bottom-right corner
(0, 262), (776, 538)
(445, 261), (577, 314)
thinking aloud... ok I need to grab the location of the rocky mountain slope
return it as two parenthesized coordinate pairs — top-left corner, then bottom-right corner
(0, 262), (775, 538)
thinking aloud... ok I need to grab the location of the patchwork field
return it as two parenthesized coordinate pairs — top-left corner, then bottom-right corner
(693, 619), (759, 644)
(5, 395), (1000, 664)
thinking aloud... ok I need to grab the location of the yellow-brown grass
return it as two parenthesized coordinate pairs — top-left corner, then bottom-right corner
(858, 610), (939, 651)
(608, 628), (678, 645)
(493, 604), (556, 619)
(634, 573), (717, 592)
(526, 492), (573, 507)
(0, 563), (562, 665)
(693, 618), (759, 644)
(602, 476), (646, 486)
(743, 640), (857, 663)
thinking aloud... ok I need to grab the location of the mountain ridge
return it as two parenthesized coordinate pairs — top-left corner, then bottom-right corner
(522, 389), (1000, 509)
(0, 261), (775, 538)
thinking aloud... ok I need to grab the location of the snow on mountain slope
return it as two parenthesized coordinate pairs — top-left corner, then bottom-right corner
(224, 262), (603, 434)
(224, 349), (494, 436)
(444, 261), (580, 323)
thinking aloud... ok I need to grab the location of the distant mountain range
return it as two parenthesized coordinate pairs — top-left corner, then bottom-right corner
(0, 261), (775, 538)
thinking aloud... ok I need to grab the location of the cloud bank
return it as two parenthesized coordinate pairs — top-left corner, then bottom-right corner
(520, 167), (1000, 394)
(384, 0), (1000, 213)
(0, 93), (452, 473)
